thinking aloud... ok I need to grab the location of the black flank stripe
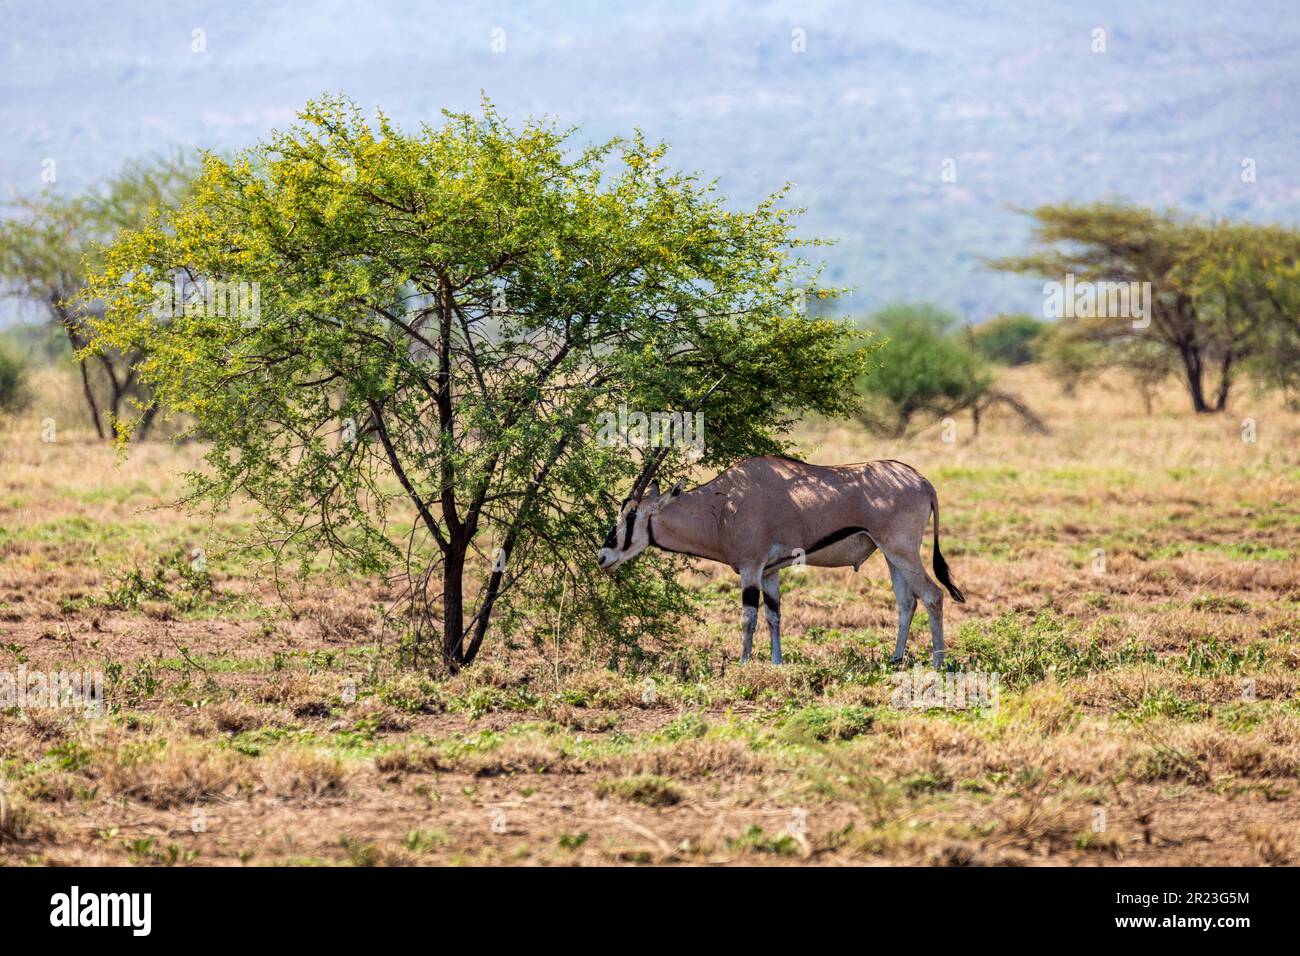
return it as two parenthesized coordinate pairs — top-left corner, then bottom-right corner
(805, 526), (872, 554)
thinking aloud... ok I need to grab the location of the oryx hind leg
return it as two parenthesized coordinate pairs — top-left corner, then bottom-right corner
(762, 569), (782, 665)
(886, 558), (917, 664)
(880, 545), (945, 669)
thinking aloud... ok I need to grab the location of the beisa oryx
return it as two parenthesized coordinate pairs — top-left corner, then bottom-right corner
(597, 455), (966, 666)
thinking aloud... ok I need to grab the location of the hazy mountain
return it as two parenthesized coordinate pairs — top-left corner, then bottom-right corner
(3, 0), (1299, 324)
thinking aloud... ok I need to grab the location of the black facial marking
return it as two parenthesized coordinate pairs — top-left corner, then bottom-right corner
(742, 586), (760, 608)
(763, 591), (780, 612)
(622, 509), (637, 550)
(602, 522), (618, 549)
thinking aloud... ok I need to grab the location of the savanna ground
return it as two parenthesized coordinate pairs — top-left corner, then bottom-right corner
(1, 365), (1297, 866)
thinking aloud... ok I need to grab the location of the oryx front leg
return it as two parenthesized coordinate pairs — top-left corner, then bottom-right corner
(739, 567), (762, 663)
(762, 569), (782, 665)
(887, 559), (916, 665)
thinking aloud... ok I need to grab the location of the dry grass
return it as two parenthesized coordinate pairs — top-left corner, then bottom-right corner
(0, 365), (1297, 865)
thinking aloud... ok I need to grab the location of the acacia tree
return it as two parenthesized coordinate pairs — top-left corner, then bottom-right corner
(855, 305), (992, 436)
(88, 97), (871, 671)
(1183, 222), (1300, 407)
(995, 204), (1300, 414)
(0, 156), (194, 438)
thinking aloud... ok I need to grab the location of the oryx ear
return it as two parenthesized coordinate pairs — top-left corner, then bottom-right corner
(650, 479), (686, 514)
(647, 480), (661, 498)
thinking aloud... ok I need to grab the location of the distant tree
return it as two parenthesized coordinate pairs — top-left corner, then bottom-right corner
(1181, 221), (1300, 408)
(992, 203), (1300, 413)
(856, 305), (992, 436)
(1038, 327), (1175, 414)
(88, 96), (872, 672)
(969, 313), (1047, 366)
(0, 341), (28, 412)
(0, 154), (195, 438)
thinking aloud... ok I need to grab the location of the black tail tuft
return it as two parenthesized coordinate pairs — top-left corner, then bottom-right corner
(933, 545), (966, 603)
(931, 497), (966, 603)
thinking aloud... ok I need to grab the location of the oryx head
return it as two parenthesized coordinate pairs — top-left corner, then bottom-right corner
(597, 479), (683, 572)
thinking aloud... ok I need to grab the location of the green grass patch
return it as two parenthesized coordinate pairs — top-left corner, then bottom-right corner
(952, 612), (1153, 690)
(727, 825), (799, 856)
(778, 704), (875, 743)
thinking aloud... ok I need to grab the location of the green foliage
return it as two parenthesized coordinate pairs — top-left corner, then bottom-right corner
(855, 304), (991, 436)
(969, 313), (1047, 366)
(97, 551), (215, 613)
(86, 95), (872, 670)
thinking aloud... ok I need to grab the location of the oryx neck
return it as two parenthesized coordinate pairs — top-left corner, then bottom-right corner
(647, 490), (721, 563)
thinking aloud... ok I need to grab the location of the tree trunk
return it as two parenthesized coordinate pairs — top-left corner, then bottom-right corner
(136, 402), (161, 441)
(1177, 343), (1211, 413)
(1212, 352), (1234, 412)
(77, 360), (105, 439)
(55, 309), (106, 439)
(441, 545), (467, 672)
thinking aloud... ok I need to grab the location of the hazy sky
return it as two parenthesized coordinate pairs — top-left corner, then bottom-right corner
(3, 0), (1299, 321)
